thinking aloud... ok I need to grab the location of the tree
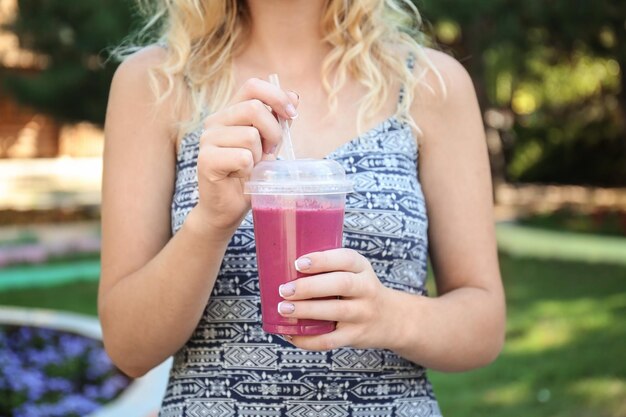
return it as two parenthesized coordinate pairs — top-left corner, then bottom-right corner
(419, 0), (626, 186)
(1, 0), (135, 125)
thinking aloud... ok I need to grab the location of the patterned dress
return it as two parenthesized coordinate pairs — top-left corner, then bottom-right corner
(162, 65), (442, 415)
(161, 116), (442, 417)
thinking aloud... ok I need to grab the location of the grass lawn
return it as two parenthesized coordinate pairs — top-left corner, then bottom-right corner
(0, 254), (625, 416)
(0, 281), (98, 316)
(429, 254), (626, 417)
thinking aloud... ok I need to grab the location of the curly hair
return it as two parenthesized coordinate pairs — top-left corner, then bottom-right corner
(116, 0), (442, 137)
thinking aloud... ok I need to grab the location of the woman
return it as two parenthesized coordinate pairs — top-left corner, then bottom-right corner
(100, 0), (505, 415)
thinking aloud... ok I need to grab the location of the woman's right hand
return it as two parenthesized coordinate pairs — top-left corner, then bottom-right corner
(192, 78), (299, 235)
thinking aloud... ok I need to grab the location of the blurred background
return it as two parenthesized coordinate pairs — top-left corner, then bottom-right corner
(0, 0), (624, 416)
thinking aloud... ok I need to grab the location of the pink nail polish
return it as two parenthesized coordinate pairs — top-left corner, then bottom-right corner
(279, 282), (296, 297)
(278, 302), (295, 314)
(294, 257), (312, 272)
(285, 104), (298, 119)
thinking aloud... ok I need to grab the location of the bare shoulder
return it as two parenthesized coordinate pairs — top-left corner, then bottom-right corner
(107, 45), (181, 140)
(112, 45), (168, 87)
(411, 47), (483, 147)
(421, 47), (475, 96)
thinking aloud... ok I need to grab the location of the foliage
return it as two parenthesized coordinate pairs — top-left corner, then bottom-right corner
(1, 0), (135, 125)
(2, 0), (625, 184)
(418, 0), (626, 186)
(428, 254), (626, 417)
(0, 325), (130, 417)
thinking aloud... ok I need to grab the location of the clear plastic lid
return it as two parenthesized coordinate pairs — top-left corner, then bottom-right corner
(244, 159), (353, 195)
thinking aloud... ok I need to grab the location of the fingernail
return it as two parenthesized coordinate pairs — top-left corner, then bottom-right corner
(285, 103), (298, 119)
(294, 257), (311, 272)
(284, 335), (293, 341)
(288, 90), (300, 100)
(265, 145), (278, 155)
(279, 282), (296, 297)
(278, 302), (295, 314)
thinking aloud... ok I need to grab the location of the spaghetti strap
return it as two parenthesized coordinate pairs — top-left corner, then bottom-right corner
(398, 52), (417, 107)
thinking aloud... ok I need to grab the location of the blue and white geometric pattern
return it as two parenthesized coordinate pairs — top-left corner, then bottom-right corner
(162, 83), (441, 415)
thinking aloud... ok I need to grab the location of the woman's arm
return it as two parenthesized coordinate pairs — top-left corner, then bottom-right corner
(99, 47), (233, 378)
(277, 50), (505, 372)
(100, 47), (298, 377)
(398, 49), (505, 370)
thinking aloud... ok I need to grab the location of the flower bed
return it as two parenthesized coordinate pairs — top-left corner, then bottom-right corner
(0, 240), (100, 269)
(0, 325), (130, 417)
(0, 235), (100, 268)
(0, 307), (172, 417)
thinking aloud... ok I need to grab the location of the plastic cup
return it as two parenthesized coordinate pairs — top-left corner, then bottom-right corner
(244, 159), (353, 335)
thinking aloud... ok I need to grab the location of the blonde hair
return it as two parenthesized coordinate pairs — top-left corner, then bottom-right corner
(117, 0), (440, 137)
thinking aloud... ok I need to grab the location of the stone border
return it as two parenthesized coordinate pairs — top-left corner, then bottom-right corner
(0, 306), (171, 417)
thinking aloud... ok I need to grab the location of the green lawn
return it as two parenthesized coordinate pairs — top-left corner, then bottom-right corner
(429, 255), (626, 417)
(0, 281), (98, 316)
(0, 254), (625, 416)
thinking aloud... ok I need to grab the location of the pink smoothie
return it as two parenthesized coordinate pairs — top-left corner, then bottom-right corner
(252, 205), (345, 335)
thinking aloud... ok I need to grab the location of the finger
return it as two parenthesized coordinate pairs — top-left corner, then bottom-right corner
(289, 326), (357, 351)
(279, 272), (365, 300)
(286, 90), (299, 109)
(200, 126), (263, 164)
(294, 248), (370, 274)
(197, 145), (253, 182)
(271, 90), (299, 117)
(204, 100), (282, 154)
(277, 299), (363, 322)
(231, 78), (299, 120)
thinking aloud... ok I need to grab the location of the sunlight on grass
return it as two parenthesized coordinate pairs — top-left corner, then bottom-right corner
(568, 378), (626, 416)
(482, 382), (531, 406)
(430, 255), (626, 417)
(506, 317), (574, 353)
(507, 298), (614, 353)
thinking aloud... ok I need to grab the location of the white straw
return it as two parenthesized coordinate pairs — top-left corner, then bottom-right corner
(268, 73), (296, 160)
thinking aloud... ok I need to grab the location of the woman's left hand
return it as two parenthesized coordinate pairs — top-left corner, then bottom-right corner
(277, 248), (398, 351)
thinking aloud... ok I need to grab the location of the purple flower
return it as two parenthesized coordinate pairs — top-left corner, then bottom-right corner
(6, 368), (44, 397)
(0, 346), (19, 367)
(13, 245), (48, 264)
(0, 325), (129, 415)
(99, 374), (128, 399)
(46, 376), (73, 392)
(59, 334), (89, 356)
(17, 326), (35, 343)
(14, 403), (44, 417)
(86, 348), (114, 379)
(84, 384), (101, 400)
(25, 346), (63, 367)
(23, 370), (46, 402)
(0, 250), (10, 267)
(0, 235), (101, 267)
